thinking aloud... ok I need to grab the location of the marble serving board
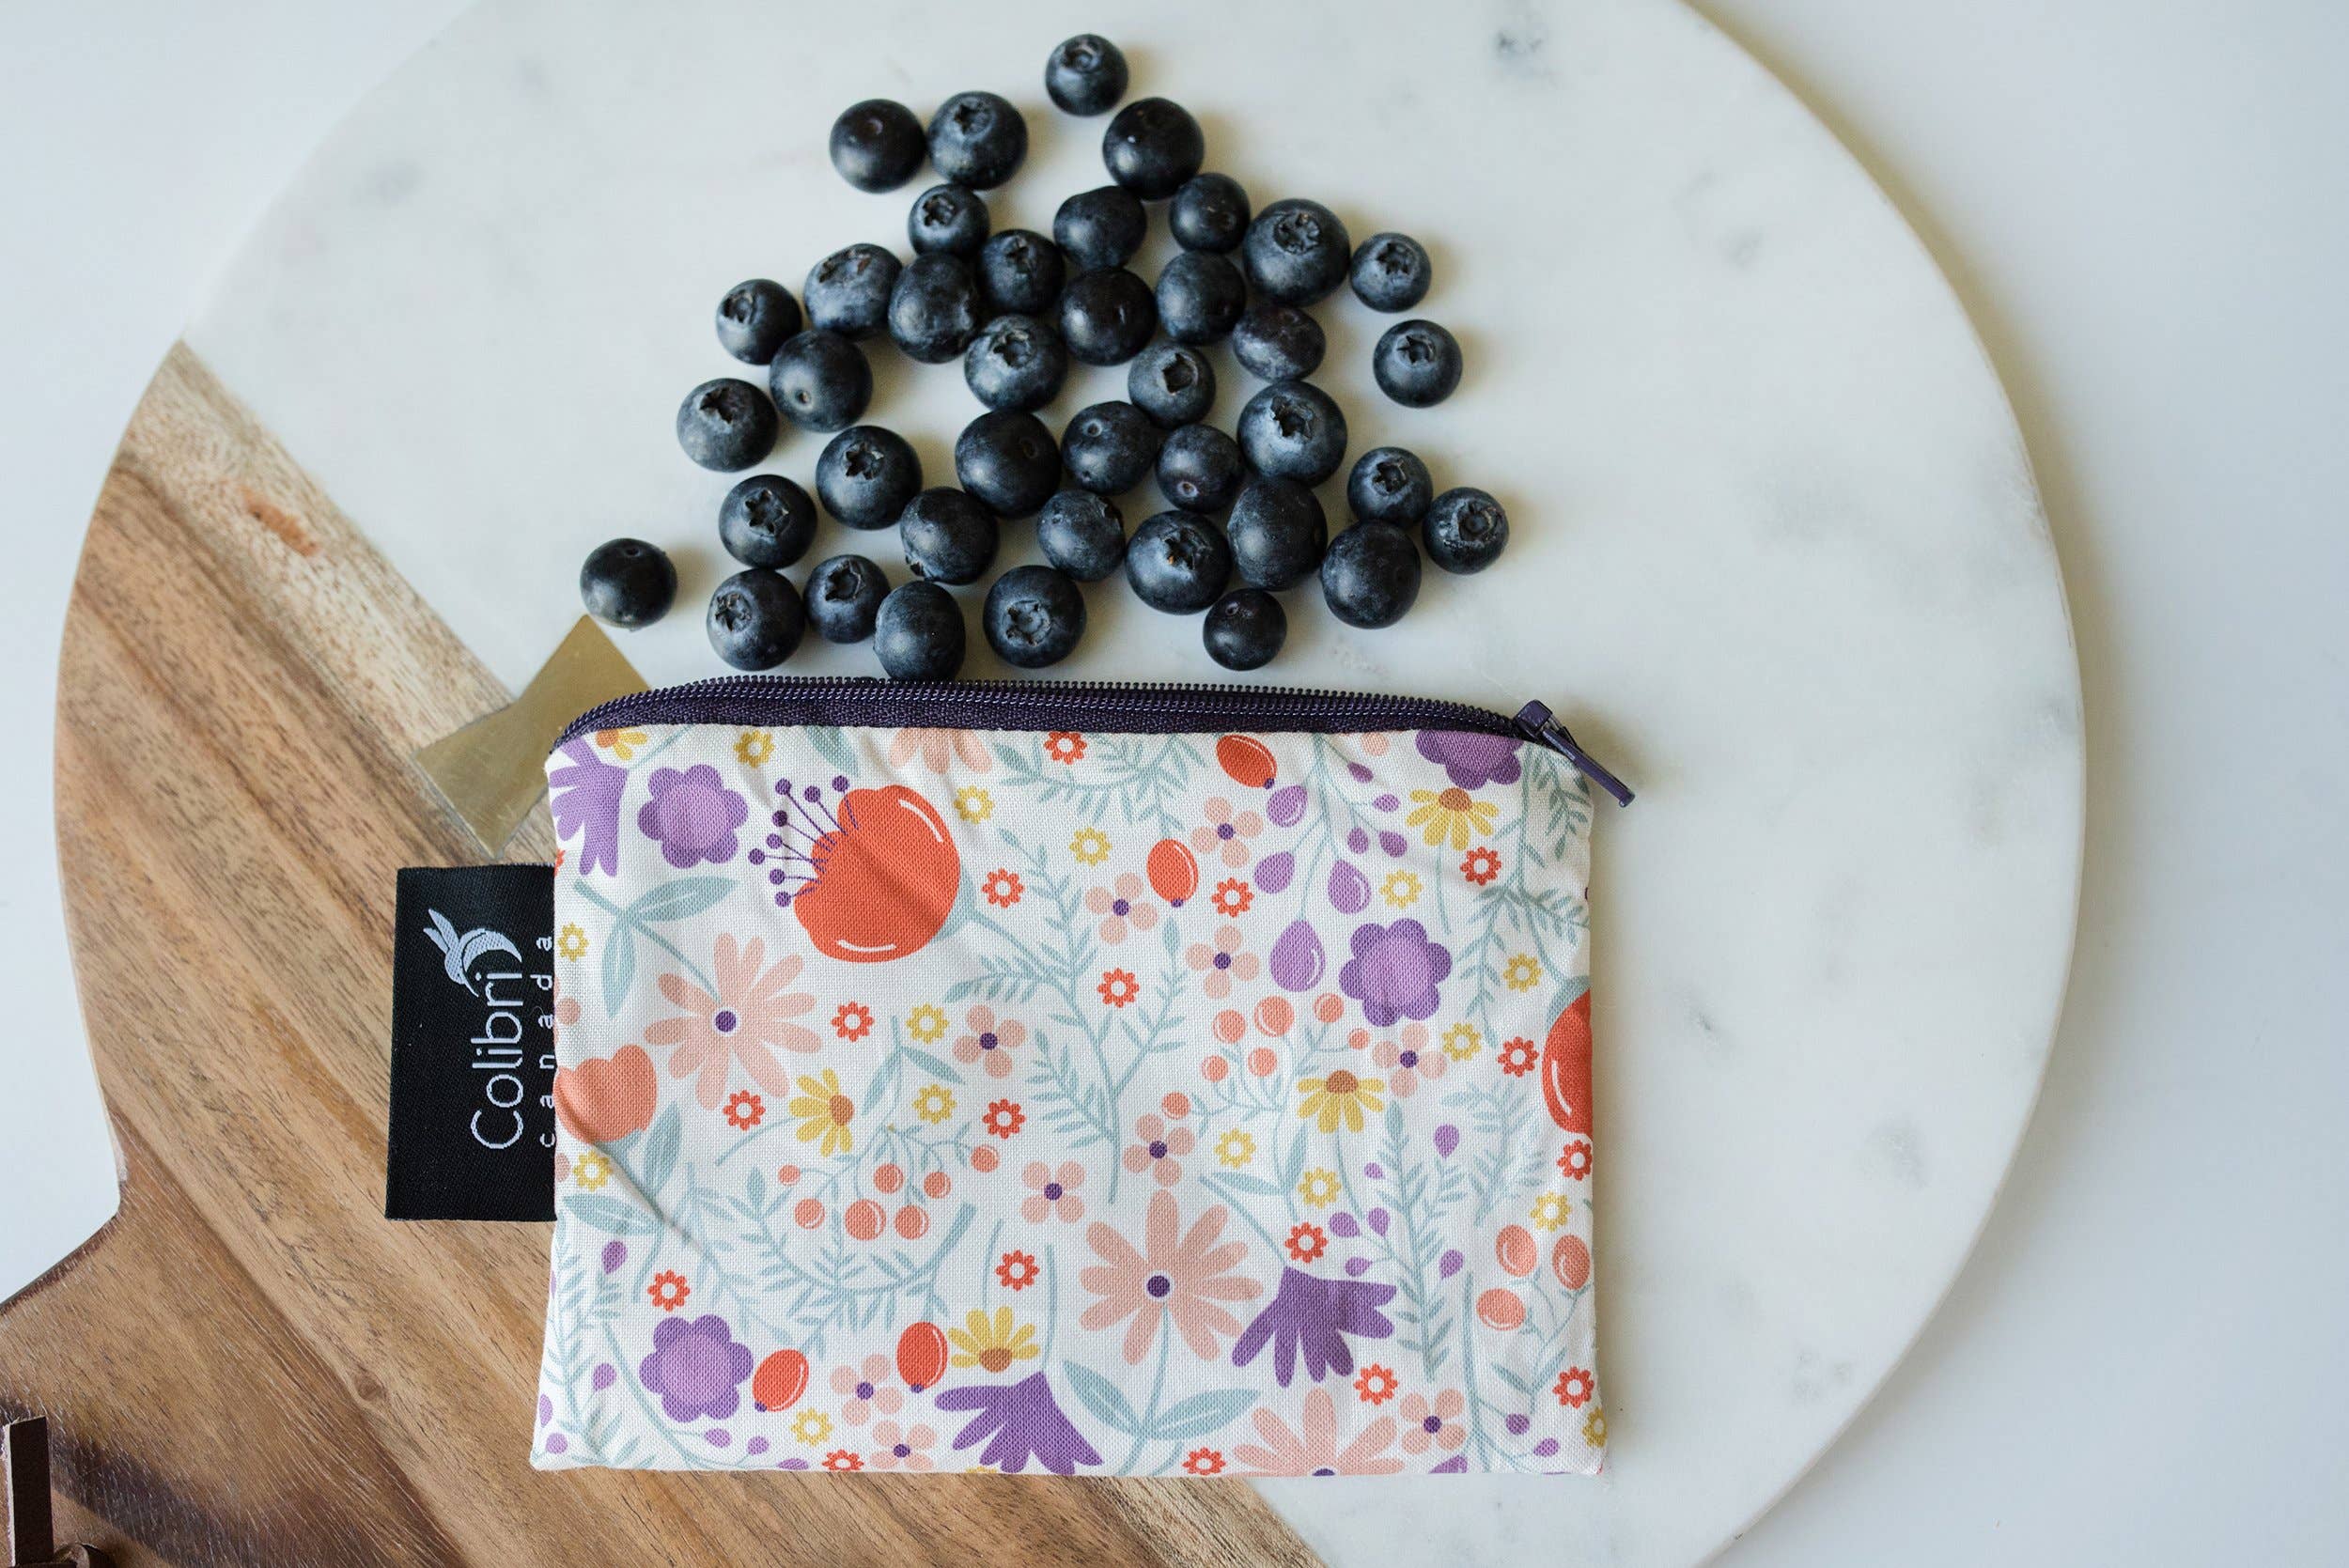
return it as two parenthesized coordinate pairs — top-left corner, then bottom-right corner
(154, 0), (2080, 1561)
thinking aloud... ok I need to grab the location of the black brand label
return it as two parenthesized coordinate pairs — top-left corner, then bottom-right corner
(386, 865), (556, 1220)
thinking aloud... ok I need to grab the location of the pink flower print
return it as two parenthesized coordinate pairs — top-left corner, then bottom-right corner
(1122, 1111), (1196, 1188)
(886, 727), (993, 774)
(1397, 1389), (1466, 1454)
(1084, 872), (1159, 944)
(642, 936), (819, 1109)
(1020, 1160), (1087, 1223)
(1233, 1387), (1404, 1475)
(952, 1004), (1027, 1079)
(1190, 795), (1264, 869)
(1078, 1189), (1262, 1364)
(1371, 1022), (1447, 1098)
(829, 1353), (903, 1425)
(1185, 923), (1259, 999)
(867, 1419), (937, 1470)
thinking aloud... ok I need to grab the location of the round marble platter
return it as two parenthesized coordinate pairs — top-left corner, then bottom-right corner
(177, 0), (2081, 1560)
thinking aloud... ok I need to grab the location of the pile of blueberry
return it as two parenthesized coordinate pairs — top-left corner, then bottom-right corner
(580, 32), (1508, 679)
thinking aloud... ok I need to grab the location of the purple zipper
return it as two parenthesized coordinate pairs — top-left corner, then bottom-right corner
(557, 676), (1633, 805)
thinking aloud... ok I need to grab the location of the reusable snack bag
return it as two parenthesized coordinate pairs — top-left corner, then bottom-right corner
(534, 679), (1614, 1475)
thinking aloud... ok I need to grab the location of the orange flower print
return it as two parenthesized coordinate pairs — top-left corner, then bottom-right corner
(1190, 795), (1264, 869)
(1182, 1447), (1226, 1475)
(1353, 1364), (1399, 1405)
(723, 1090), (765, 1130)
(644, 936), (818, 1109)
(1098, 967), (1140, 1007)
(886, 727), (992, 774)
(1554, 1366), (1595, 1408)
(1184, 924), (1258, 1000)
(981, 867), (1024, 907)
(822, 1448), (863, 1472)
(1123, 1111), (1194, 1187)
(1398, 1389), (1466, 1453)
(1461, 846), (1502, 886)
(952, 1004), (1028, 1079)
(983, 1099), (1027, 1139)
(647, 1271), (690, 1312)
(1558, 1140), (1594, 1181)
(996, 1250), (1041, 1290)
(1285, 1221), (1328, 1263)
(1078, 1189), (1262, 1364)
(1020, 1159), (1085, 1222)
(832, 1001), (874, 1041)
(1045, 731), (1086, 764)
(1371, 1022), (1447, 1098)
(1210, 877), (1253, 916)
(552, 1043), (659, 1142)
(1085, 872), (1159, 943)
(1499, 1036), (1539, 1077)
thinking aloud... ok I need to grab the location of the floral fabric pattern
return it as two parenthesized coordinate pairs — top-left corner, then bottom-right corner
(536, 722), (1599, 1475)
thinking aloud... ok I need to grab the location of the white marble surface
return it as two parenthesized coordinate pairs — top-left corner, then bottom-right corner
(182, 0), (2080, 1560)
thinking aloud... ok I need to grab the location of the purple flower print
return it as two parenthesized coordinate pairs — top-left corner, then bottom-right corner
(549, 738), (627, 876)
(637, 1312), (753, 1422)
(1231, 1266), (1396, 1387)
(637, 764), (748, 868)
(1415, 729), (1522, 790)
(1338, 919), (1453, 1026)
(933, 1371), (1104, 1475)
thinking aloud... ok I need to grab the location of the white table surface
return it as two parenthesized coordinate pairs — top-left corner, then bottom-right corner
(2, 3), (2343, 1565)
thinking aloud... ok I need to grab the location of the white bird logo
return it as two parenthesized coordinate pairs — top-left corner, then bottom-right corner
(423, 908), (523, 994)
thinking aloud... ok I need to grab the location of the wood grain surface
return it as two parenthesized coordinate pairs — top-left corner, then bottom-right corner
(0, 345), (1319, 1568)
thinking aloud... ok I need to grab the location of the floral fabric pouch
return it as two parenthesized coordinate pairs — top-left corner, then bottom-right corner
(534, 679), (1623, 1477)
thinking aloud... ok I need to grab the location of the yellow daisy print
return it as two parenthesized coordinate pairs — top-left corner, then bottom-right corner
(1298, 1168), (1341, 1207)
(906, 1003), (949, 1043)
(1296, 1068), (1386, 1134)
(592, 726), (647, 762)
(734, 729), (774, 767)
(1530, 1192), (1572, 1232)
(1070, 826), (1112, 865)
(556, 923), (589, 960)
(1406, 785), (1499, 850)
(1581, 1407), (1608, 1448)
(1440, 1021), (1484, 1062)
(954, 784), (995, 824)
(788, 1069), (856, 1157)
(1215, 1128), (1257, 1169)
(947, 1306), (1041, 1374)
(790, 1409), (833, 1447)
(911, 1083), (957, 1125)
(571, 1150), (611, 1191)
(1502, 953), (1542, 992)
(1380, 869), (1423, 908)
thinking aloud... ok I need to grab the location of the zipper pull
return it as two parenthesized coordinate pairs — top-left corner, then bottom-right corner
(1513, 701), (1635, 806)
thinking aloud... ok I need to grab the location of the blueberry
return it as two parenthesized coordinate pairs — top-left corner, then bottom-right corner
(908, 183), (990, 257)
(719, 474), (817, 568)
(898, 487), (1000, 585)
(1237, 380), (1348, 485)
(964, 314), (1068, 413)
(1349, 232), (1433, 312)
(1102, 98), (1205, 200)
(975, 229), (1066, 316)
(766, 330), (872, 432)
(1156, 424), (1244, 514)
(1230, 303), (1326, 381)
(1053, 186), (1146, 272)
(1203, 588), (1285, 671)
(1241, 198), (1352, 305)
(1226, 475), (1329, 589)
(1036, 489), (1127, 581)
(873, 581), (966, 679)
(676, 378), (777, 471)
(1319, 521), (1421, 629)
(927, 91), (1027, 189)
(1061, 400), (1162, 494)
(804, 244), (901, 340)
(1156, 251), (1246, 345)
(830, 99), (926, 193)
(1346, 446), (1434, 527)
(1128, 343), (1216, 428)
(816, 426), (922, 530)
(1170, 173), (1251, 253)
(1125, 511), (1232, 613)
(1059, 267), (1158, 365)
(1373, 318), (1463, 408)
(579, 538), (677, 628)
(1423, 486), (1510, 574)
(984, 564), (1088, 668)
(715, 278), (801, 365)
(804, 554), (890, 643)
(1046, 34), (1128, 116)
(707, 569), (805, 671)
(955, 410), (1062, 519)
(889, 253), (984, 364)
